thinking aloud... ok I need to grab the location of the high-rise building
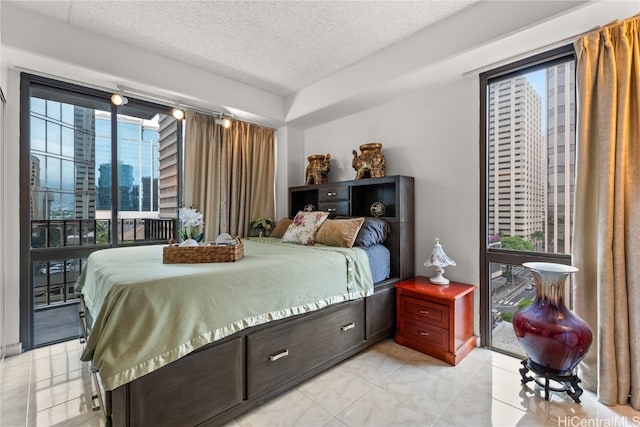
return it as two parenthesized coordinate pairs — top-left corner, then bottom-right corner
(546, 61), (576, 254)
(141, 176), (159, 211)
(30, 155), (44, 220)
(96, 162), (138, 211)
(73, 107), (96, 220)
(95, 113), (160, 215)
(29, 98), (83, 221)
(487, 76), (545, 242)
(158, 115), (179, 219)
(96, 163), (111, 210)
(30, 97), (173, 227)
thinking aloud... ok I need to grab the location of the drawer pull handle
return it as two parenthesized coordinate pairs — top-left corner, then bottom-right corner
(327, 192), (337, 196)
(419, 310), (430, 315)
(268, 349), (289, 362)
(341, 322), (355, 332)
(327, 208), (336, 212)
(419, 331), (430, 336)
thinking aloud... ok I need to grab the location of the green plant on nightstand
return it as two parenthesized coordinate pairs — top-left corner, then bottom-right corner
(250, 217), (274, 237)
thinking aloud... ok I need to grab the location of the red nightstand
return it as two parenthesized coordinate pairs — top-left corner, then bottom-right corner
(395, 276), (477, 365)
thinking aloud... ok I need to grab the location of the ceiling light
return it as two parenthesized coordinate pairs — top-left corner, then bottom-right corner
(215, 117), (231, 128)
(172, 108), (185, 120)
(111, 93), (128, 106)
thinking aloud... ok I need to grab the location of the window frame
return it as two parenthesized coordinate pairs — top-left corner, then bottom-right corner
(19, 73), (184, 349)
(478, 45), (576, 351)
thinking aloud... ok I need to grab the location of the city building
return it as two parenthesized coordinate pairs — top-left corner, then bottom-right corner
(95, 112), (160, 217)
(487, 75), (545, 243)
(546, 61), (576, 254)
(73, 107), (96, 220)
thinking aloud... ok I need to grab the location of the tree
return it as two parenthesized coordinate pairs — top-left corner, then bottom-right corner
(501, 236), (533, 251)
(501, 311), (515, 323)
(96, 221), (110, 245)
(529, 230), (545, 251)
(500, 299), (533, 323)
(499, 236), (534, 285)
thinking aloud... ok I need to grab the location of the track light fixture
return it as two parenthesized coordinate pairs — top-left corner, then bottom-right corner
(111, 93), (128, 106)
(172, 108), (185, 120)
(112, 86), (230, 124)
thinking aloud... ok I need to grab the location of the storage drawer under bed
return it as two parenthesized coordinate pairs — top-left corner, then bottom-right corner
(246, 299), (365, 398)
(114, 336), (243, 427)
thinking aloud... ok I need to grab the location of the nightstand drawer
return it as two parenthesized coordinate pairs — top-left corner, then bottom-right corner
(401, 296), (448, 329)
(404, 319), (448, 351)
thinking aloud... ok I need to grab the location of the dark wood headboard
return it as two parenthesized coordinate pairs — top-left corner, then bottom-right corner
(288, 175), (415, 280)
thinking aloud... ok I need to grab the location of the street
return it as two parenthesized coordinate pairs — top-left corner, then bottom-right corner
(492, 266), (536, 316)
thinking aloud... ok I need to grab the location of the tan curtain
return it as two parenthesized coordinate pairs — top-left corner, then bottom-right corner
(573, 16), (640, 409)
(184, 112), (275, 240)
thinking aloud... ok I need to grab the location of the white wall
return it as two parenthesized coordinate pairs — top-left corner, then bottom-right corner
(275, 127), (305, 220)
(2, 69), (20, 355)
(0, 1), (5, 358)
(304, 76), (480, 332)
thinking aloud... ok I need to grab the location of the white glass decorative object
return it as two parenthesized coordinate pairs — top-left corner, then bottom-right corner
(424, 237), (456, 285)
(179, 238), (199, 247)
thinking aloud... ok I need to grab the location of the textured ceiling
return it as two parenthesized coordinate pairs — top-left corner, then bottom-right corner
(9, 0), (477, 96)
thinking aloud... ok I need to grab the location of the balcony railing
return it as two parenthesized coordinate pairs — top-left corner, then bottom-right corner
(31, 218), (176, 248)
(34, 259), (81, 307)
(31, 218), (176, 309)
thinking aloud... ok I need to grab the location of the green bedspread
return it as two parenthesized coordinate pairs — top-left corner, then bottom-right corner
(77, 238), (373, 391)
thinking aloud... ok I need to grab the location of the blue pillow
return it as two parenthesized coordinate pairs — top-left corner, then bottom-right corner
(354, 218), (389, 247)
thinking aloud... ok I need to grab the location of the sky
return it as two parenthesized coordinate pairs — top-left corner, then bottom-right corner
(526, 69), (547, 129)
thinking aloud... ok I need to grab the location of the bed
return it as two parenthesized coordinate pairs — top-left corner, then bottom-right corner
(79, 238), (405, 426)
(79, 177), (414, 427)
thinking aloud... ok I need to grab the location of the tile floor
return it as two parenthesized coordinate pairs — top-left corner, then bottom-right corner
(1, 338), (638, 426)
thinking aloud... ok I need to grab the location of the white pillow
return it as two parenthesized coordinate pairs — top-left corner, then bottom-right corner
(281, 211), (329, 245)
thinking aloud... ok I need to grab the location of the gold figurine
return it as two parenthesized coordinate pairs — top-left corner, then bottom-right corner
(352, 143), (385, 180)
(305, 154), (331, 185)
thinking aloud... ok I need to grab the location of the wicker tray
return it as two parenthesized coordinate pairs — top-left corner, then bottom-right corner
(163, 237), (244, 264)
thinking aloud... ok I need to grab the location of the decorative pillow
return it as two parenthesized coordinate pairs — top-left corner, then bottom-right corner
(269, 218), (292, 238)
(354, 217), (390, 247)
(315, 218), (365, 248)
(281, 211), (329, 245)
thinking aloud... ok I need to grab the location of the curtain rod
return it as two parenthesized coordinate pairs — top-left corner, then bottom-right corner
(585, 12), (640, 35)
(464, 12), (640, 77)
(462, 38), (574, 77)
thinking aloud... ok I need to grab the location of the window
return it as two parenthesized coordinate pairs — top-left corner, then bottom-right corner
(20, 74), (183, 348)
(480, 46), (576, 357)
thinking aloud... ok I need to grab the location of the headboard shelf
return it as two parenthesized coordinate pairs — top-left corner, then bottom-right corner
(289, 175), (415, 280)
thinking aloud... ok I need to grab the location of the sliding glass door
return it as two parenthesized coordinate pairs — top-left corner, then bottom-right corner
(21, 74), (182, 349)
